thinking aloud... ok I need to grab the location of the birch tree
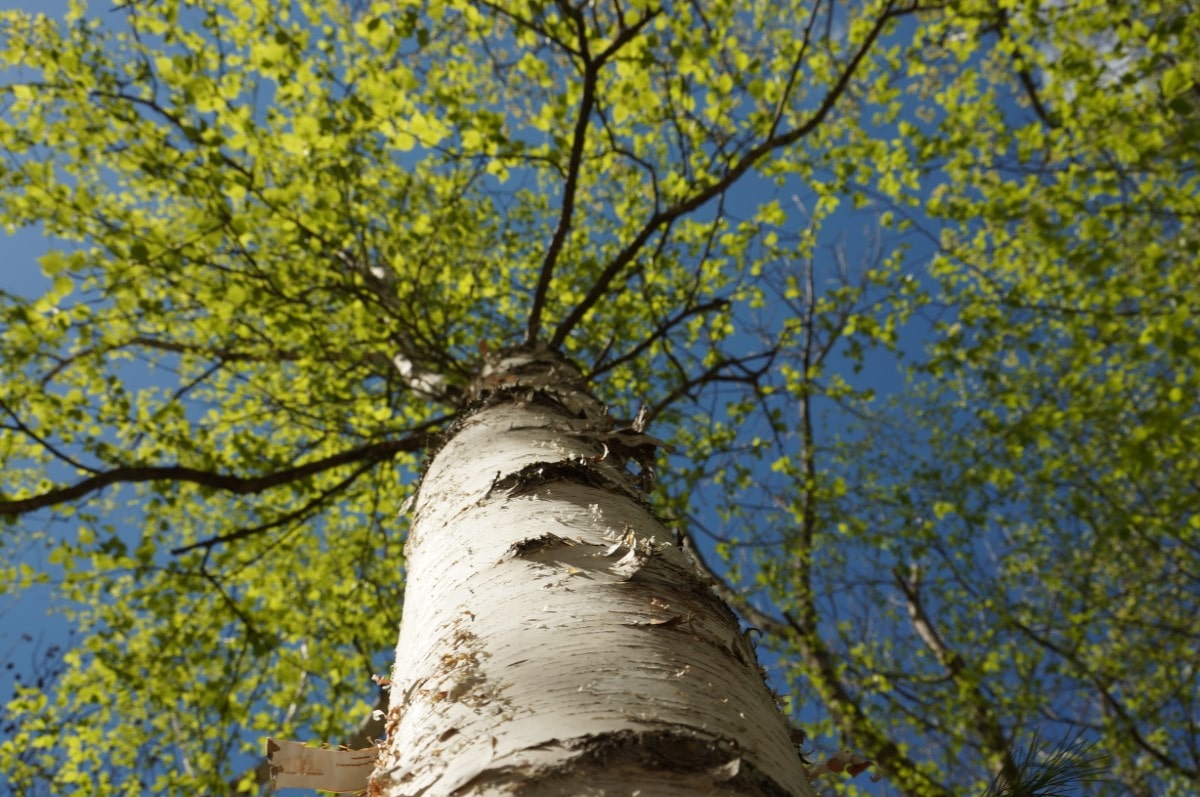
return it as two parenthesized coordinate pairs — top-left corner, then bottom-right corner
(358, 342), (813, 795)
(2, 0), (1197, 795)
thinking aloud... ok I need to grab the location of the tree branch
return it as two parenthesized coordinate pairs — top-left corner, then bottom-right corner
(588, 297), (731, 378)
(550, 0), (914, 348)
(0, 430), (436, 517)
(679, 520), (954, 796)
(1004, 612), (1197, 778)
(992, 7), (1059, 129)
(0, 398), (99, 476)
(782, 609), (956, 797)
(676, 525), (792, 638)
(646, 350), (774, 423)
(893, 564), (1020, 783)
(170, 459), (379, 555)
(525, 6), (663, 344)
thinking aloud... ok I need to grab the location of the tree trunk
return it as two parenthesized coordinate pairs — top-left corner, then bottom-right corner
(370, 344), (813, 797)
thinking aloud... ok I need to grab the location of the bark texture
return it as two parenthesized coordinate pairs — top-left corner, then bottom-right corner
(371, 344), (813, 797)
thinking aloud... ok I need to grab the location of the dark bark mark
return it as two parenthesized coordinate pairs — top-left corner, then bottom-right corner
(502, 533), (578, 560)
(487, 459), (637, 501)
(461, 729), (800, 797)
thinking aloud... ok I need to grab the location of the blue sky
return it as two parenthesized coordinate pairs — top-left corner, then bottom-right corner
(0, 0), (70, 724)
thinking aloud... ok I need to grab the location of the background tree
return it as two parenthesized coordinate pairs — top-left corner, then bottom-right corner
(1, 0), (1196, 795)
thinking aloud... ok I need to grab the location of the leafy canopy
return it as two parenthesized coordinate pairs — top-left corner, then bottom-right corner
(1, 0), (1198, 795)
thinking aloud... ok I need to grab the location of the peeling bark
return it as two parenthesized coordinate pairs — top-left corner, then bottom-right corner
(371, 344), (812, 796)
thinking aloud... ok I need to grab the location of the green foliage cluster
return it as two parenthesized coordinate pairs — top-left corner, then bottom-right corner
(0, 0), (1196, 794)
(724, 2), (1200, 795)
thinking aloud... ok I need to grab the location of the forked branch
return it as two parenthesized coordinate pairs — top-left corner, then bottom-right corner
(525, 4), (664, 344)
(550, 0), (917, 348)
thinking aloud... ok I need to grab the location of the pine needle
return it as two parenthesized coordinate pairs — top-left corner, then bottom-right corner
(982, 729), (1110, 797)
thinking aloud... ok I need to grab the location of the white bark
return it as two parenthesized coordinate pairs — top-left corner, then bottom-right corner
(371, 344), (813, 796)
